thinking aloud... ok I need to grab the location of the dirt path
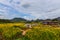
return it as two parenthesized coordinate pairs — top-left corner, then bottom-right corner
(21, 29), (31, 36)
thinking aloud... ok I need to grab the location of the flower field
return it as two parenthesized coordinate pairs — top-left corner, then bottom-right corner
(0, 23), (60, 40)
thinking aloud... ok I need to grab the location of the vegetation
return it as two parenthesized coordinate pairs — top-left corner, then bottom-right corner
(0, 17), (60, 40)
(0, 23), (60, 40)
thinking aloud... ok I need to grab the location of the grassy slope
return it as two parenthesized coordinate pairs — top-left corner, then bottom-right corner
(0, 23), (60, 40)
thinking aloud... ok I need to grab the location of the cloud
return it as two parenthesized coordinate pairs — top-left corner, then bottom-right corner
(0, 0), (60, 20)
(22, 4), (30, 8)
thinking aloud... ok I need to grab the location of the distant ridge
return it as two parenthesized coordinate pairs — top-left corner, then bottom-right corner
(11, 18), (27, 22)
(0, 17), (60, 23)
(52, 17), (60, 21)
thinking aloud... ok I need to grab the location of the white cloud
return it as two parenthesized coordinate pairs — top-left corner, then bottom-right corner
(0, 0), (60, 20)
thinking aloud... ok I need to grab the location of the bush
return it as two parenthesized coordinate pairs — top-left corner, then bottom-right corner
(3, 27), (22, 40)
(25, 28), (59, 40)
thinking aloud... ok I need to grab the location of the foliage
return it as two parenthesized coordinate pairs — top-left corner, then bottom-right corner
(2, 27), (22, 40)
(0, 23), (60, 40)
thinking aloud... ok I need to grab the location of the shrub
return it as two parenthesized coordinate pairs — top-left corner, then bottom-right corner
(25, 28), (59, 40)
(3, 27), (22, 40)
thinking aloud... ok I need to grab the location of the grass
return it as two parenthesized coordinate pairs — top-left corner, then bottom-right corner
(0, 23), (60, 40)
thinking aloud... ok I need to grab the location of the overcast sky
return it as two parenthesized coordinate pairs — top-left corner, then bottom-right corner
(0, 0), (60, 20)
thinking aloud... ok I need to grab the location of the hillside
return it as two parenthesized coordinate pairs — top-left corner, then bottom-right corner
(11, 18), (27, 22)
(0, 17), (60, 23)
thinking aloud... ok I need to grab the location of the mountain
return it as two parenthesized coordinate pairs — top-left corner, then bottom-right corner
(0, 19), (12, 23)
(56, 17), (60, 20)
(52, 17), (60, 21)
(0, 17), (60, 23)
(0, 18), (27, 23)
(11, 18), (27, 22)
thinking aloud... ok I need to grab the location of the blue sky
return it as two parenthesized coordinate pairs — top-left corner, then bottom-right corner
(0, 0), (60, 20)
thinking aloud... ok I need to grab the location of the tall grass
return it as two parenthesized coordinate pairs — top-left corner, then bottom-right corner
(0, 23), (60, 40)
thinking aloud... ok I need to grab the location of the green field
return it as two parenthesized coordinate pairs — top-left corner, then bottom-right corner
(0, 23), (60, 40)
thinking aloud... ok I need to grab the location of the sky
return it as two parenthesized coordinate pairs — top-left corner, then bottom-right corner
(0, 0), (60, 20)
